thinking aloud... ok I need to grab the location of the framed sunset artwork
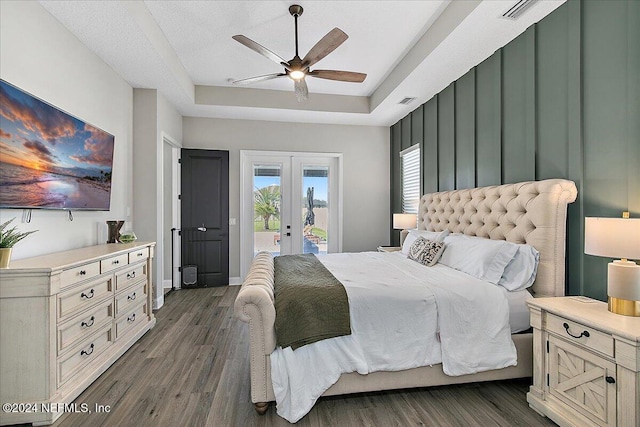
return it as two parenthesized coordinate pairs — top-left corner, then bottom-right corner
(0, 79), (115, 210)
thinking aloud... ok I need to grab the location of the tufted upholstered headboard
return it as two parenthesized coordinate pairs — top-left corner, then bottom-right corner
(417, 179), (577, 297)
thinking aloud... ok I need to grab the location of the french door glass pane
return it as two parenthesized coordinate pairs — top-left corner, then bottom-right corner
(253, 164), (281, 256)
(302, 165), (328, 255)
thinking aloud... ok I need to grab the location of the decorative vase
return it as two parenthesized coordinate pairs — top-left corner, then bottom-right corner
(118, 231), (137, 244)
(0, 247), (12, 268)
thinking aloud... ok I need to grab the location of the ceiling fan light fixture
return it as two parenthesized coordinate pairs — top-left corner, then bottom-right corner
(232, 4), (366, 100)
(289, 70), (305, 80)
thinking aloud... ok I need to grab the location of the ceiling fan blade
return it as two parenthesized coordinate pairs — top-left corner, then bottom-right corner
(301, 28), (348, 68)
(232, 73), (287, 85)
(294, 78), (308, 102)
(308, 69), (367, 83)
(232, 35), (290, 68)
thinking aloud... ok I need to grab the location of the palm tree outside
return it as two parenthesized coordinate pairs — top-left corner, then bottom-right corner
(254, 185), (280, 230)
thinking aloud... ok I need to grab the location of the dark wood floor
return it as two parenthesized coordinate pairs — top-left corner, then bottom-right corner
(53, 286), (556, 427)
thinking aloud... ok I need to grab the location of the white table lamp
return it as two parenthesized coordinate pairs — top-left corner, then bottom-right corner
(585, 215), (640, 316)
(393, 213), (417, 231)
(393, 213), (417, 245)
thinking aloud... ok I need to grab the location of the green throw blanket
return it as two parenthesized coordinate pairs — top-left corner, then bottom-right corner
(274, 254), (351, 350)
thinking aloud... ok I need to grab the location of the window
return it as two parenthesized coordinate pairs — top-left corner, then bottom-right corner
(400, 145), (420, 214)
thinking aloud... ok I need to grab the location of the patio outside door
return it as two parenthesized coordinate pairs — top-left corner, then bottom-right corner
(240, 151), (342, 278)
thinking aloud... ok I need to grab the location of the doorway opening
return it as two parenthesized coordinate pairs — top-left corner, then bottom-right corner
(240, 151), (343, 278)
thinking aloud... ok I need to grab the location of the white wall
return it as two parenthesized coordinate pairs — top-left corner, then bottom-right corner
(183, 117), (390, 279)
(132, 89), (182, 307)
(0, 1), (133, 259)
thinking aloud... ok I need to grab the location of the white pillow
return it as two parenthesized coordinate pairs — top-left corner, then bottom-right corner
(439, 234), (518, 284)
(401, 229), (450, 255)
(498, 244), (539, 291)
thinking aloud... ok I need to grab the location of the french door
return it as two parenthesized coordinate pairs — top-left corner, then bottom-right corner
(240, 151), (342, 278)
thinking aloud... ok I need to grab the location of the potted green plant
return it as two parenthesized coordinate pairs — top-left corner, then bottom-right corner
(0, 218), (38, 268)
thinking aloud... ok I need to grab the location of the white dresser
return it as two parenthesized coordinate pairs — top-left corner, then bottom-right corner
(527, 297), (640, 427)
(0, 242), (156, 426)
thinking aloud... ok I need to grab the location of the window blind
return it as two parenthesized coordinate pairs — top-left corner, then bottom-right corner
(400, 145), (420, 214)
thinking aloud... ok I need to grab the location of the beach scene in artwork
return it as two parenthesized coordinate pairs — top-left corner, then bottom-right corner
(0, 80), (114, 210)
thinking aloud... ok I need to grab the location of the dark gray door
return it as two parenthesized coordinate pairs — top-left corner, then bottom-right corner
(181, 149), (229, 287)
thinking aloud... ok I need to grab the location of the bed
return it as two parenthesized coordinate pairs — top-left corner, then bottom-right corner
(234, 178), (578, 421)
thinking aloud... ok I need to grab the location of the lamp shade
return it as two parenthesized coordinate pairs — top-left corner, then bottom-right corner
(584, 217), (640, 260)
(393, 213), (417, 230)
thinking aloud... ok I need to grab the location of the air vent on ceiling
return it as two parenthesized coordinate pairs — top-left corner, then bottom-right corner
(502, 0), (538, 20)
(399, 97), (416, 105)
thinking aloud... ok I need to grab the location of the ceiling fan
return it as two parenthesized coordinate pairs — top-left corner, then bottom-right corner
(232, 4), (367, 101)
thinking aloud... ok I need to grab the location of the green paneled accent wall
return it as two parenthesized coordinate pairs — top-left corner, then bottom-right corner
(455, 69), (475, 190)
(438, 85), (456, 191)
(475, 52), (502, 187)
(390, 124), (402, 246)
(423, 98), (439, 194)
(390, 0), (640, 299)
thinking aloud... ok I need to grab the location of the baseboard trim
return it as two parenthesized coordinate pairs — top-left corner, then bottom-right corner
(229, 276), (241, 286)
(154, 295), (164, 310)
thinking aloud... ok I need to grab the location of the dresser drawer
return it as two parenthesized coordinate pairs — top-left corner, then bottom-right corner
(100, 253), (129, 273)
(115, 262), (147, 292)
(60, 262), (100, 288)
(115, 303), (148, 340)
(128, 247), (149, 263)
(58, 276), (113, 320)
(115, 282), (146, 317)
(546, 313), (614, 358)
(58, 298), (113, 355)
(57, 323), (113, 387)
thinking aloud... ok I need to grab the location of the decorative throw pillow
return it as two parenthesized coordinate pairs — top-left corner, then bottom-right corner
(407, 237), (446, 267)
(401, 229), (450, 255)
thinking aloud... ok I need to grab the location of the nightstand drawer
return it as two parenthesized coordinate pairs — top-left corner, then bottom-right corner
(546, 313), (614, 358)
(377, 246), (401, 252)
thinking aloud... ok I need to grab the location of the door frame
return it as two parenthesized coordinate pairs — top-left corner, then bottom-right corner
(240, 150), (343, 279)
(160, 133), (181, 304)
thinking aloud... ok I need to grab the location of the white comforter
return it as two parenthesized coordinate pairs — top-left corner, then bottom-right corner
(270, 251), (517, 423)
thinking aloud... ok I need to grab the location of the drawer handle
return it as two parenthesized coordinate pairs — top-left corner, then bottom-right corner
(563, 322), (590, 339)
(79, 270), (86, 276)
(81, 316), (95, 328)
(127, 313), (136, 323)
(128, 292), (136, 301)
(80, 343), (95, 356)
(606, 376), (616, 384)
(127, 271), (136, 280)
(137, 253), (143, 257)
(81, 289), (95, 299)
(112, 260), (120, 265)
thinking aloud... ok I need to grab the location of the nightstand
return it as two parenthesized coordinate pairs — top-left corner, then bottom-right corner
(377, 246), (401, 252)
(527, 297), (640, 427)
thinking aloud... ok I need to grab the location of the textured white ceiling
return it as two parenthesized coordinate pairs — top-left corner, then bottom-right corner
(38, 0), (566, 126)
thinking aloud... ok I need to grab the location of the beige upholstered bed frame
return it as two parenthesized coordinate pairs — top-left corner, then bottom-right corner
(234, 179), (578, 415)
